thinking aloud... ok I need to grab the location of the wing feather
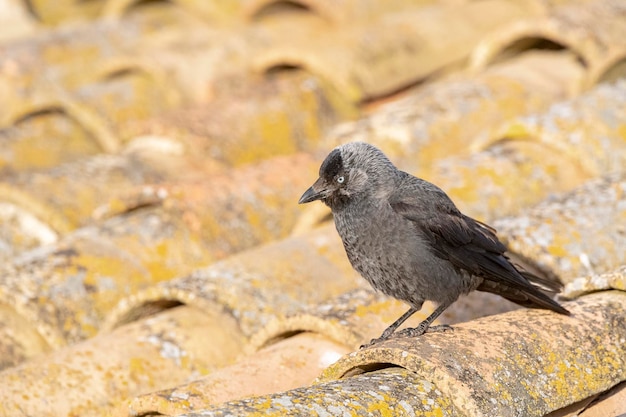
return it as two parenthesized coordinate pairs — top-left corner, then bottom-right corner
(389, 178), (569, 315)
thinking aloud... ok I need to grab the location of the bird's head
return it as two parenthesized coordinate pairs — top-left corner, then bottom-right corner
(298, 142), (396, 209)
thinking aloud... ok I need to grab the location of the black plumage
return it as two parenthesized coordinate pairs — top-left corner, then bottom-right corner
(299, 142), (570, 347)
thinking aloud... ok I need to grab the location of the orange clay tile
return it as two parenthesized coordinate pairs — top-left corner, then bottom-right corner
(126, 72), (358, 167)
(249, 0), (539, 103)
(495, 175), (626, 283)
(103, 224), (362, 338)
(576, 381), (626, 417)
(424, 81), (626, 221)
(0, 0), (35, 41)
(122, 332), (351, 416)
(469, 0), (626, 77)
(0, 153), (319, 361)
(0, 1), (625, 416)
(0, 151), (315, 256)
(0, 305), (245, 417)
(563, 265), (626, 299)
(324, 49), (586, 174)
(185, 287), (625, 416)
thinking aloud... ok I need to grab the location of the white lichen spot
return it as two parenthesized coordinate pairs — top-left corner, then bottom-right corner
(421, 380), (433, 392)
(367, 390), (384, 401)
(141, 335), (187, 366)
(170, 391), (190, 400)
(310, 403), (332, 417)
(160, 340), (186, 364)
(327, 404), (351, 417)
(399, 400), (415, 415)
(0, 203), (58, 246)
(272, 395), (294, 408)
(490, 398), (497, 405)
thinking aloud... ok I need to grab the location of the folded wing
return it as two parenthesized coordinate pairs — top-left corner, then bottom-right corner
(390, 181), (570, 315)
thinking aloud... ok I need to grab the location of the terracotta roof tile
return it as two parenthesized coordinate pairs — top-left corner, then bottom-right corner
(175, 288), (625, 417)
(0, 1), (625, 416)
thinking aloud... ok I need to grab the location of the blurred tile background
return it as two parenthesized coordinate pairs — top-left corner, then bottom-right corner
(0, 0), (625, 416)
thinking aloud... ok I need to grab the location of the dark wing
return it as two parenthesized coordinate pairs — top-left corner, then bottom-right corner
(389, 179), (570, 315)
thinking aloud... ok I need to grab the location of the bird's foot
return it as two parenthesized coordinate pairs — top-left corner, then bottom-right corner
(360, 336), (389, 349)
(359, 325), (453, 348)
(425, 324), (453, 334)
(395, 324), (453, 338)
(360, 323), (401, 349)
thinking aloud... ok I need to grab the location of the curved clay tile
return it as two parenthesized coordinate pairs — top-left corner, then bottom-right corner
(241, 0), (494, 25)
(0, 108), (106, 172)
(116, 291), (516, 415)
(250, 289), (522, 355)
(0, 305), (245, 417)
(468, 19), (589, 73)
(129, 72), (357, 167)
(0, 69), (179, 163)
(0, 149), (316, 255)
(1, 2), (625, 417)
(0, 226), (360, 414)
(424, 80), (626, 220)
(26, 0), (104, 24)
(0, 19), (148, 98)
(123, 332), (350, 416)
(102, 0), (230, 22)
(564, 265), (626, 299)
(183, 282), (625, 416)
(103, 224), (362, 336)
(250, 0), (538, 103)
(0, 153), (319, 366)
(585, 48), (626, 87)
(243, 0), (337, 24)
(114, 170), (626, 414)
(483, 80), (626, 178)
(0, 148), (214, 258)
(495, 175), (626, 284)
(323, 48), (586, 173)
(0, 0), (37, 41)
(575, 381), (626, 417)
(469, 0), (626, 74)
(0, 301), (52, 370)
(0, 7), (212, 124)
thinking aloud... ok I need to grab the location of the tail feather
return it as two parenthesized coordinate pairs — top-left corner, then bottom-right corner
(519, 270), (563, 294)
(477, 278), (570, 316)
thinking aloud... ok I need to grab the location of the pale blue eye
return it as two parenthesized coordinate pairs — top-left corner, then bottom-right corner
(337, 176), (345, 183)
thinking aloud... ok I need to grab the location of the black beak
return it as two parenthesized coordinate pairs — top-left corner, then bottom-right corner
(298, 177), (326, 204)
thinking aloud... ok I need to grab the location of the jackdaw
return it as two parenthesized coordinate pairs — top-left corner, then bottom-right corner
(299, 142), (570, 347)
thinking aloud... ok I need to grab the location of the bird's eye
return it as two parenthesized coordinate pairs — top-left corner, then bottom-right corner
(336, 176), (345, 184)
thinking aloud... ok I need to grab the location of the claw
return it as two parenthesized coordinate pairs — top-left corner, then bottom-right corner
(360, 336), (388, 349)
(360, 324), (453, 348)
(425, 324), (453, 333)
(394, 324), (454, 339)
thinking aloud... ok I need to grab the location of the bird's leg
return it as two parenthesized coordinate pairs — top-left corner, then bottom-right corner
(395, 302), (453, 338)
(360, 306), (418, 349)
